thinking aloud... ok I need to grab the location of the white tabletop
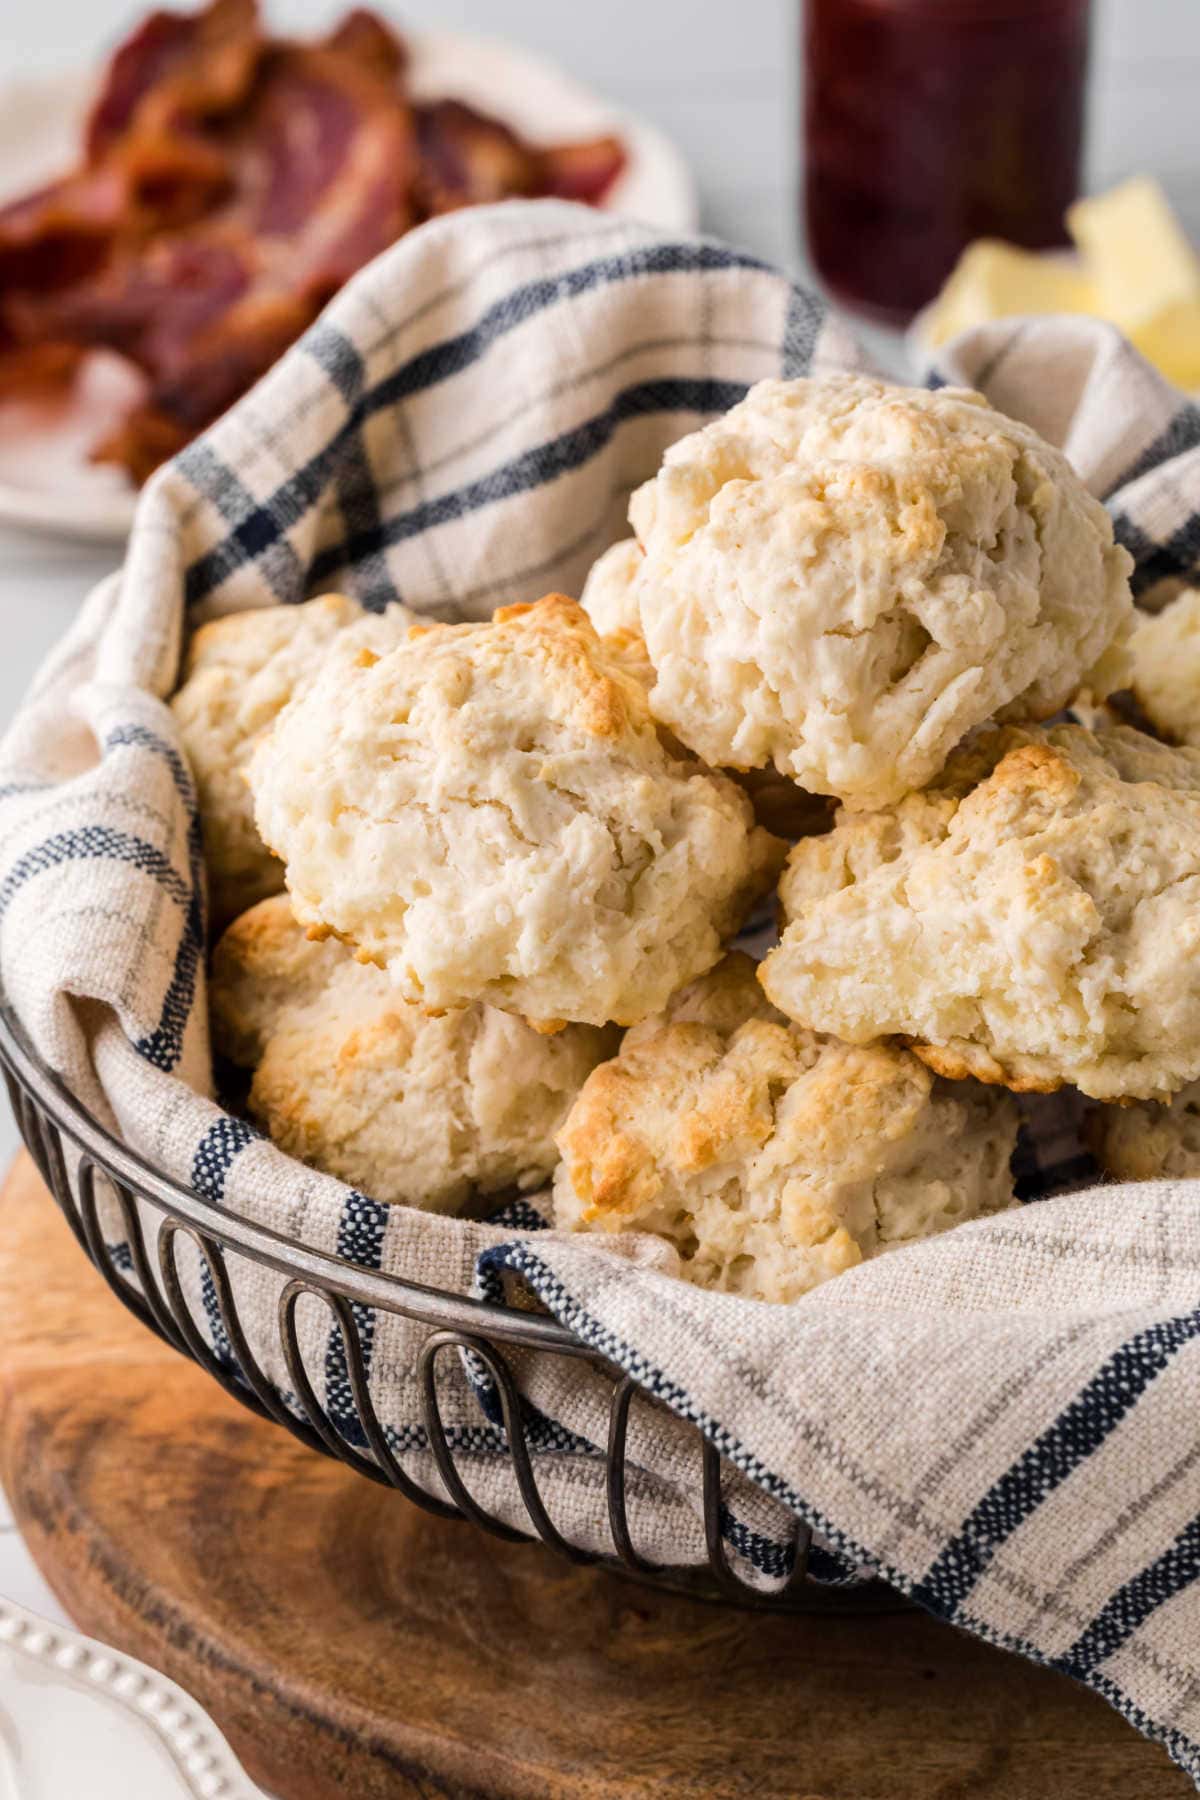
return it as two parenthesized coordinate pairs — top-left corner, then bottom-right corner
(0, 1486), (69, 1622)
(0, 0), (1197, 1636)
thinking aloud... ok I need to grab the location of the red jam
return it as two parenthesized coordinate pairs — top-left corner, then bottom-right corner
(803, 0), (1092, 324)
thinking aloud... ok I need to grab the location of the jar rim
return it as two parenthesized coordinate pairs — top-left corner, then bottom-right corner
(810, 0), (1089, 17)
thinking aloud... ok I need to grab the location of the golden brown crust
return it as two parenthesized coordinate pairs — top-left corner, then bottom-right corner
(211, 891), (344, 1066)
(624, 374), (1133, 807)
(249, 593), (784, 1027)
(553, 955), (1018, 1303)
(490, 596), (641, 740)
(912, 1040), (1065, 1095)
(762, 720), (1200, 1102)
(210, 896), (615, 1211)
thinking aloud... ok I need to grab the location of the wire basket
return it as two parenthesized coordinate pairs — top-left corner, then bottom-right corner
(0, 1000), (901, 1614)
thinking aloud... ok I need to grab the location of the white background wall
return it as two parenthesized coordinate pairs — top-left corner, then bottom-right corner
(1, 0), (1198, 264)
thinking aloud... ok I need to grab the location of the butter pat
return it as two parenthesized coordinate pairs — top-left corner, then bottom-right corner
(1069, 179), (1200, 390)
(923, 240), (1096, 347)
(1068, 177), (1200, 327)
(923, 178), (1200, 393)
(1130, 303), (1200, 393)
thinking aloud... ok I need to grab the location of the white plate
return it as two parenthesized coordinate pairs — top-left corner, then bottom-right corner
(0, 1596), (267, 1799)
(0, 33), (698, 546)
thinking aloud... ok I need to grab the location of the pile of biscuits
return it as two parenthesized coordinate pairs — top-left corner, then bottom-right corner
(171, 372), (1200, 1305)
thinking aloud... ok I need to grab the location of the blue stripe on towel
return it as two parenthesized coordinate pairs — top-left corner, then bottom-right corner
(323, 1190), (389, 1448)
(1057, 1514), (1200, 1679)
(184, 241), (773, 604)
(913, 1308), (1200, 1617)
(102, 724), (206, 1074)
(0, 825), (191, 917)
(307, 376), (750, 586)
(189, 1116), (258, 1367)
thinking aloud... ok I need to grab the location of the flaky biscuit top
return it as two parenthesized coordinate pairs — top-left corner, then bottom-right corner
(211, 895), (614, 1211)
(762, 722), (1200, 1102)
(623, 373), (1133, 809)
(170, 594), (414, 927)
(553, 954), (1018, 1303)
(248, 595), (783, 1027)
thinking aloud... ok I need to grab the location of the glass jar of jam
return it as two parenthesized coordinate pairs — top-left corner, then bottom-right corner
(803, 0), (1092, 324)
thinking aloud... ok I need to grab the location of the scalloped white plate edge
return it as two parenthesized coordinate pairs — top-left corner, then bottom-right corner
(0, 1594), (269, 1798)
(0, 31), (699, 547)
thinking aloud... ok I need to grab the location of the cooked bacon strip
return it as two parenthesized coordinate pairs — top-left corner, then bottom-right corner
(414, 100), (542, 213)
(85, 0), (262, 161)
(324, 7), (408, 85)
(0, 2), (625, 481)
(0, 340), (87, 396)
(27, 38), (416, 475)
(414, 101), (626, 215)
(0, 170), (126, 296)
(0, 0), (262, 300)
(9, 238), (252, 381)
(539, 136), (627, 205)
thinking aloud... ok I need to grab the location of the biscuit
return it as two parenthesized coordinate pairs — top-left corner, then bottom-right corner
(584, 539), (831, 838)
(580, 537), (644, 638)
(625, 374), (1133, 808)
(211, 896), (615, 1211)
(172, 594), (414, 927)
(1090, 1083), (1200, 1182)
(552, 954), (1018, 1303)
(761, 722), (1200, 1101)
(248, 595), (784, 1027)
(1126, 589), (1200, 746)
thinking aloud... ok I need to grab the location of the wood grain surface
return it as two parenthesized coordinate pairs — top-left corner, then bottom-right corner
(0, 1151), (1189, 1800)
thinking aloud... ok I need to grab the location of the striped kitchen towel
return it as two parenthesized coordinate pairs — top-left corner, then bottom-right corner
(3, 199), (1200, 1785)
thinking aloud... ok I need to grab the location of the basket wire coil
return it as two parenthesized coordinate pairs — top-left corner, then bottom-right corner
(0, 1000), (882, 1612)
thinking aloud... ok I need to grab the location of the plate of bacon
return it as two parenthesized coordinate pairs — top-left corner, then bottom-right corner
(0, 0), (696, 542)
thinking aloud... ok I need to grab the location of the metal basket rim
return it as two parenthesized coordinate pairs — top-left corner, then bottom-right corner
(0, 1000), (589, 1356)
(0, 998), (918, 1613)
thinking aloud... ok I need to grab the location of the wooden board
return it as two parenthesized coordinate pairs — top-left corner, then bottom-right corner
(0, 1151), (1189, 1800)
